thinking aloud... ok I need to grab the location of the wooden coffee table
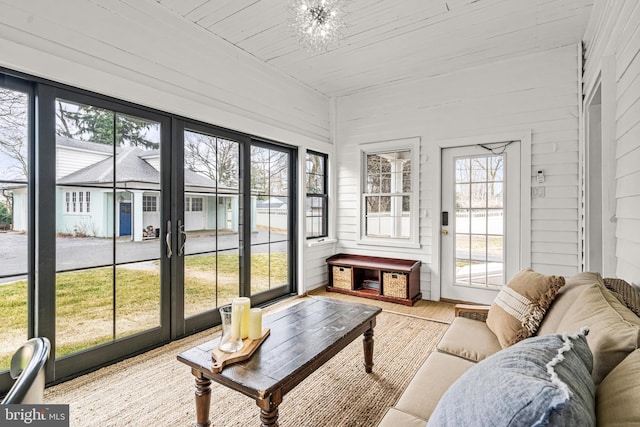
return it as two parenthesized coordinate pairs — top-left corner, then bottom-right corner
(177, 297), (382, 427)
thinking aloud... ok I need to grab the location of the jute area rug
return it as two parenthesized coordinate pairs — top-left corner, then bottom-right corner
(308, 288), (455, 324)
(45, 296), (451, 426)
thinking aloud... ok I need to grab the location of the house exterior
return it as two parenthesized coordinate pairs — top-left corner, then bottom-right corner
(12, 137), (241, 241)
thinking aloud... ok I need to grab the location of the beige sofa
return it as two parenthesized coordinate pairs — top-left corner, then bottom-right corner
(377, 273), (640, 426)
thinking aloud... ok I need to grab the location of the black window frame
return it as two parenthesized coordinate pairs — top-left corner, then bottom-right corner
(142, 194), (157, 212)
(305, 150), (328, 239)
(190, 196), (203, 212)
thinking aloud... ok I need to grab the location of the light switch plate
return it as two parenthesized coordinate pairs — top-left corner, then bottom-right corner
(532, 187), (545, 198)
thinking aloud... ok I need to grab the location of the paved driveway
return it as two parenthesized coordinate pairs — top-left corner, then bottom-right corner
(0, 230), (288, 283)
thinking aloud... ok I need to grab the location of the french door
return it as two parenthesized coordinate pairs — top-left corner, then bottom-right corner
(178, 124), (243, 334)
(249, 142), (295, 305)
(52, 90), (172, 379)
(440, 143), (521, 304)
(177, 123), (296, 334)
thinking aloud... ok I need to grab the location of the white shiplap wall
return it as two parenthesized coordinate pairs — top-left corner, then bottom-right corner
(583, 0), (640, 286)
(56, 147), (111, 180)
(336, 45), (582, 300)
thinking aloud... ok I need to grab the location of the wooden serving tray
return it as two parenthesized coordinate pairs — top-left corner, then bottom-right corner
(211, 328), (270, 373)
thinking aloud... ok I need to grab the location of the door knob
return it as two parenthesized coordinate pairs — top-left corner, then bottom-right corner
(442, 229), (449, 235)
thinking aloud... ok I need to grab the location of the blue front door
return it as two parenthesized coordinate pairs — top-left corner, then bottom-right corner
(119, 202), (132, 236)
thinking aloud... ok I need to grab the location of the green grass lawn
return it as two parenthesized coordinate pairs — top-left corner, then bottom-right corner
(0, 252), (288, 369)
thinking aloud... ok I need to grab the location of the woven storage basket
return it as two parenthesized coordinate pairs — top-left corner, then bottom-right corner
(383, 272), (408, 298)
(332, 266), (352, 290)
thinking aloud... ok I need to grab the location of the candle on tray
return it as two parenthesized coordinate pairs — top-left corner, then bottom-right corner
(232, 297), (251, 339)
(230, 304), (243, 340)
(248, 308), (263, 340)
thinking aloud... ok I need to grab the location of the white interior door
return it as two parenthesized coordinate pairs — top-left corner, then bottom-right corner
(441, 143), (521, 304)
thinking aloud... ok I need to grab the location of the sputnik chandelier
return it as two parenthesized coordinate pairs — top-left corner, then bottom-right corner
(289, 0), (347, 53)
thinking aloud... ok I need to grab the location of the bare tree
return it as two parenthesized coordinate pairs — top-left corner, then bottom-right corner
(250, 146), (288, 196)
(0, 88), (28, 180)
(305, 152), (324, 193)
(56, 99), (74, 138)
(184, 132), (239, 188)
(0, 88), (29, 226)
(455, 156), (503, 208)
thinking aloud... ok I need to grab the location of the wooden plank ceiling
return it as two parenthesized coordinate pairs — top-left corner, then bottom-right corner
(155, 0), (594, 98)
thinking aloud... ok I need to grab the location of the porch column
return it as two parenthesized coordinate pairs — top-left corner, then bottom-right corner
(132, 191), (144, 242)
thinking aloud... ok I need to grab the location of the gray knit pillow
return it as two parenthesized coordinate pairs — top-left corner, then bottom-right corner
(428, 330), (595, 427)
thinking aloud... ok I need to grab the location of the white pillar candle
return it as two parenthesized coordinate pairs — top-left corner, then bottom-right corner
(232, 297), (251, 339)
(230, 304), (243, 340)
(248, 308), (263, 340)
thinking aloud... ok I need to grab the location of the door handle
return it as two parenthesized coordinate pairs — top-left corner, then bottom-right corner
(442, 211), (449, 226)
(165, 220), (172, 258)
(178, 220), (187, 257)
(442, 229), (449, 235)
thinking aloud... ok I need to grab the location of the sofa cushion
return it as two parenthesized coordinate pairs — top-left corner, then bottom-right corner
(596, 349), (640, 426)
(376, 408), (427, 427)
(436, 316), (501, 362)
(554, 283), (640, 384)
(486, 268), (565, 348)
(394, 351), (475, 421)
(537, 272), (603, 336)
(427, 331), (595, 427)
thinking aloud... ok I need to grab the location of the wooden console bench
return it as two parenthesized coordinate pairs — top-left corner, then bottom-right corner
(326, 253), (421, 306)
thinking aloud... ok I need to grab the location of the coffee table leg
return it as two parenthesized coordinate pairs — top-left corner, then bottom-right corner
(194, 373), (212, 427)
(257, 391), (282, 427)
(363, 322), (375, 373)
(259, 406), (279, 426)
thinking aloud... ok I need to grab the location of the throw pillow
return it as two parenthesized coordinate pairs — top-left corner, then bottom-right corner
(427, 330), (595, 427)
(553, 283), (640, 384)
(487, 268), (565, 347)
(537, 272), (602, 336)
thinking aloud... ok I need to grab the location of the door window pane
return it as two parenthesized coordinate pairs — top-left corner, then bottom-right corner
(454, 154), (505, 288)
(0, 87), (29, 370)
(456, 209), (470, 234)
(54, 99), (162, 357)
(183, 130), (240, 318)
(251, 145), (291, 296)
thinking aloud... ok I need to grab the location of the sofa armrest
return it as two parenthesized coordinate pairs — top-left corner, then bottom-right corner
(454, 304), (491, 322)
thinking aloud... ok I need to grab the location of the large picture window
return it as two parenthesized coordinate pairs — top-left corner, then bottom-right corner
(359, 138), (420, 247)
(305, 151), (328, 239)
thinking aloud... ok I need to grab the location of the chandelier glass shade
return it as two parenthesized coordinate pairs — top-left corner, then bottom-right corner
(290, 0), (347, 53)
